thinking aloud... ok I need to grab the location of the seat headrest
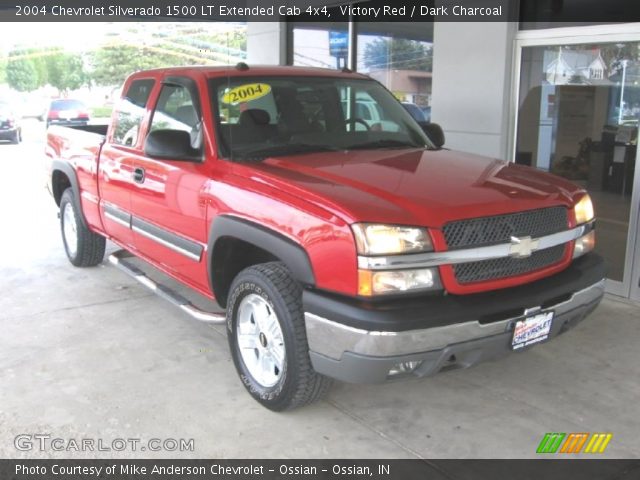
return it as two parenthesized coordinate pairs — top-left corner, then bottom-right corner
(239, 109), (270, 126)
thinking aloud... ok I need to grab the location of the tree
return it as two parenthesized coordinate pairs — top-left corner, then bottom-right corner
(6, 54), (38, 92)
(363, 38), (432, 72)
(90, 44), (195, 87)
(46, 53), (88, 92)
(23, 48), (49, 87)
(0, 59), (7, 84)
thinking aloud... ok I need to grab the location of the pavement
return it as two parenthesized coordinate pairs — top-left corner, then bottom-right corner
(0, 120), (639, 459)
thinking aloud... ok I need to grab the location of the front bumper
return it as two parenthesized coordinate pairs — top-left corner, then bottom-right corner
(304, 253), (605, 383)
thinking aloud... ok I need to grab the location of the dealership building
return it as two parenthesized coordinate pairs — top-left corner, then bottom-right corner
(237, 2), (640, 301)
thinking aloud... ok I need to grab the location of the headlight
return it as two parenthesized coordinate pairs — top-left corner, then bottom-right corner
(574, 195), (594, 225)
(358, 268), (442, 296)
(352, 224), (433, 255)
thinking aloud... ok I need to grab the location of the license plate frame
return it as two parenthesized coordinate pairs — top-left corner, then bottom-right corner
(511, 311), (554, 351)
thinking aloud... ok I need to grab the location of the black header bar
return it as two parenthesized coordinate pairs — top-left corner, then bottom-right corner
(2, 0), (639, 23)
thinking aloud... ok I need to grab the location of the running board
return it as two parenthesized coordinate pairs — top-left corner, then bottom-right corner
(108, 250), (226, 324)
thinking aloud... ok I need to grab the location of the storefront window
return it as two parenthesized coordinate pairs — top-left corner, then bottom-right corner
(289, 21), (349, 69)
(516, 42), (640, 282)
(356, 23), (433, 120)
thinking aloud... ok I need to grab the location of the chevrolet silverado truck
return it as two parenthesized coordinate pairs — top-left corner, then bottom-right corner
(46, 65), (605, 411)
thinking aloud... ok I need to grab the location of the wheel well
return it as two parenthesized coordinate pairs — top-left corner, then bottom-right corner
(211, 237), (279, 308)
(52, 170), (71, 206)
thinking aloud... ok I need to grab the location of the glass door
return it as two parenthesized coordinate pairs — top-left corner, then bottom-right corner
(514, 38), (640, 298)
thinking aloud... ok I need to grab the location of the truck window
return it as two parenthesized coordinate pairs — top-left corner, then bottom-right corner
(212, 76), (432, 160)
(112, 79), (155, 147)
(149, 83), (202, 150)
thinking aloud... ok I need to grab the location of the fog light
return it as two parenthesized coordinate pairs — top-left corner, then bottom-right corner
(573, 230), (595, 259)
(388, 361), (423, 377)
(358, 268), (442, 296)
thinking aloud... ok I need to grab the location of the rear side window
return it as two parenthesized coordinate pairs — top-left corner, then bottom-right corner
(51, 99), (86, 111)
(112, 79), (155, 147)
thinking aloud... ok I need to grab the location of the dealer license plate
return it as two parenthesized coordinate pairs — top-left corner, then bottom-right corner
(512, 311), (554, 350)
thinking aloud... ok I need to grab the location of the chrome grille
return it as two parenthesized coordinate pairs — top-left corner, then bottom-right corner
(443, 207), (568, 250)
(453, 244), (566, 284)
(443, 207), (569, 284)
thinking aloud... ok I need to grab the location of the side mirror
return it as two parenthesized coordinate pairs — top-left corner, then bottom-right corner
(419, 122), (445, 149)
(144, 129), (202, 162)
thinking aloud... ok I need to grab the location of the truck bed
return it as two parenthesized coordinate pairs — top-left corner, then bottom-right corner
(59, 124), (109, 136)
(46, 124), (109, 235)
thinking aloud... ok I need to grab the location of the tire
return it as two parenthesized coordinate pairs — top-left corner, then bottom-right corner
(227, 262), (332, 411)
(60, 188), (106, 267)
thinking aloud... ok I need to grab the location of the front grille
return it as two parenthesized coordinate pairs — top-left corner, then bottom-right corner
(453, 244), (566, 284)
(443, 206), (568, 250)
(443, 207), (569, 284)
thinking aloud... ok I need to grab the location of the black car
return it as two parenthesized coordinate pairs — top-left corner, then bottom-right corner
(46, 99), (90, 128)
(0, 103), (22, 144)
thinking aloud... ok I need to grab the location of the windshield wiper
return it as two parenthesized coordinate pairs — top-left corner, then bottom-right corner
(234, 143), (342, 161)
(344, 139), (425, 151)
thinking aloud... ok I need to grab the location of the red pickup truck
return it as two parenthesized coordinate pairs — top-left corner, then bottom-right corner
(46, 65), (604, 411)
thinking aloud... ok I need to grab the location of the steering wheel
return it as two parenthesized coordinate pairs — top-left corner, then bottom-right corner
(344, 117), (371, 131)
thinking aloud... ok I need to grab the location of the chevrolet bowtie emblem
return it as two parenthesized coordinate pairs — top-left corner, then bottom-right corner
(509, 236), (539, 258)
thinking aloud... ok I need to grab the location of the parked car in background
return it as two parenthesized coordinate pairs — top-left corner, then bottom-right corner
(402, 102), (429, 122)
(421, 105), (432, 122)
(0, 102), (22, 144)
(46, 99), (90, 128)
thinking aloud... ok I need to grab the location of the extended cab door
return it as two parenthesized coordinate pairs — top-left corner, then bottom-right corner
(98, 78), (157, 249)
(130, 75), (211, 293)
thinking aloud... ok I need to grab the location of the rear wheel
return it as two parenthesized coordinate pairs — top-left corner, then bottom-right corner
(60, 188), (106, 267)
(227, 262), (331, 411)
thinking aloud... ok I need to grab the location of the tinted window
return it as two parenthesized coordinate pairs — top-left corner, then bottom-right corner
(213, 76), (432, 160)
(113, 79), (155, 147)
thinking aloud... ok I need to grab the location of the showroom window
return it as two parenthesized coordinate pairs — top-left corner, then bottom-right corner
(288, 18), (349, 69)
(515, 41), (640, 287)
(356, 23), (433, 119)
(288, 20), (433, 120)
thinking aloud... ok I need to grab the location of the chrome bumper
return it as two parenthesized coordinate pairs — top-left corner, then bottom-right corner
(305, 279), (605, 383)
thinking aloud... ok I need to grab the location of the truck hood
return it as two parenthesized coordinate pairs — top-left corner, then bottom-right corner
(251, 148), (583, 227)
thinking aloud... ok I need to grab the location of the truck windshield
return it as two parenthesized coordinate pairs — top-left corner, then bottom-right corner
(211, 76), (434, 161)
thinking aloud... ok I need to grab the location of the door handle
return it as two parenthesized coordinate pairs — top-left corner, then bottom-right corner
(133, 167), (145, 184)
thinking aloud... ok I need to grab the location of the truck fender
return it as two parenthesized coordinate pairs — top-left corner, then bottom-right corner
(51, 159), (89, 229)
(207, 216), (316, 302)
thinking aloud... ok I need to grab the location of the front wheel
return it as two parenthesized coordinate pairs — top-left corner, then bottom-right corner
(227, 262), (332, 411)
(60, 188), (106, 267)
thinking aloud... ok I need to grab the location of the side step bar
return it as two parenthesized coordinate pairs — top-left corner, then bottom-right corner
(108, 250), (226, 324)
